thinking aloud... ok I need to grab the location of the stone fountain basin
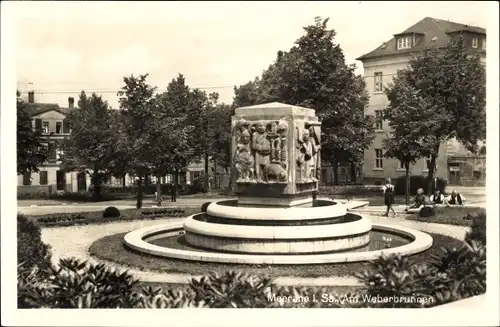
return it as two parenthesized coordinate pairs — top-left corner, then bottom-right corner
(124, 221), (433, 265)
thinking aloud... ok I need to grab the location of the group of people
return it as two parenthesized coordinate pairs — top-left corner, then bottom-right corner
(381, 177), (466, 217)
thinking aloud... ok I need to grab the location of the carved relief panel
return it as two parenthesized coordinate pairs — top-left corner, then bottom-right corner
(295, 121), (321, 183)
(233, 119), (289, 184)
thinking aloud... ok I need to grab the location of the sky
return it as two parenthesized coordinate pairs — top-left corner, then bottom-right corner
(12, 1), (497, 108)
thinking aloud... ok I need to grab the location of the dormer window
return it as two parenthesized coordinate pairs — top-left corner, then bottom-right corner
(397, 36), (412, 50)
(472, 36), (478, 48)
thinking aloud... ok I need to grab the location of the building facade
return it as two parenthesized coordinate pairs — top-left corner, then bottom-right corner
(17, 91), (225, 195)
(356, 17), (486, 185)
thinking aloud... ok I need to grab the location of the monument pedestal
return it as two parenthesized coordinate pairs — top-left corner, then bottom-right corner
(231, 102), (321, 208)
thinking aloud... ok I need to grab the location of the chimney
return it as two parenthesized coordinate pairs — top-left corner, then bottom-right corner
(68, 97), (75, 109)
(28, 91), (35, 104)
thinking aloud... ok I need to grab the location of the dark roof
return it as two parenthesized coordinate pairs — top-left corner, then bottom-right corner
(356, 17), (486, 61)
(25, 103), (70, 117)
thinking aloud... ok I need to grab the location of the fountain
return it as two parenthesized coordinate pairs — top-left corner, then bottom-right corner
(124, 103), (432, 264)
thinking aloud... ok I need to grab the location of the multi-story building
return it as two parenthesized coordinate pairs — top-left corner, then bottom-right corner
(17, 91), (226, 195)
(356, 17), (486, 186)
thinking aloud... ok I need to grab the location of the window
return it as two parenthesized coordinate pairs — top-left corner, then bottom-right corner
(42, 121), (49, 134)
(396, 69), (404, 78)
(374, 72), (383, 92)
(399, 160), (405, 170)
(55, 121), (63, 134)
(39, 171), (48, 185)
(397, 36), (411, 50)
(56, 148), (64, 160)
(23, 172), (31, 186)
(375, 149), (383, 169)
(472, 37), (478, 48)
(375, 110), (383, 130)
(482, 38), (486, 50)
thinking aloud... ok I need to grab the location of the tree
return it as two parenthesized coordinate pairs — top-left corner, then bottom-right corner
(233, 17), (375, 184)
(17, 90), (47, 175)
(384, 37), (486, 194)
(232, 78), (261, 109)
(61, 91), (117, 201)
(152, 74), (194, 205)
(383, 84), (434, 205)
(207, 103), (232, 174)
(117, 74), (158, 208)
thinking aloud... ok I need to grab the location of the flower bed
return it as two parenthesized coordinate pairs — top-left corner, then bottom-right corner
(27, 207), (200, 228)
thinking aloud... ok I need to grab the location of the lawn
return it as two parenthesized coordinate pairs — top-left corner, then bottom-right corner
(405, 206), (485, 226)
(89, 232), (464, 278)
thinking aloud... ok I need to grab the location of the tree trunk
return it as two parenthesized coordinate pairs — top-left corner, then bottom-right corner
(350, 162), (356, 184)
(426, 144), (440, 195)
(156, 175), (162, 206)
(332, 158), (339, 185)
(122, 176), (126, 188)
(136, 175), (143, 209)
(204, 152), (209, 194)
(405, 164), (410, 206)
(91, 174), (102, 202)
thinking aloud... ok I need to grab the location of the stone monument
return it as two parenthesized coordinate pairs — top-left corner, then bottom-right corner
(232, 102), (321, 207)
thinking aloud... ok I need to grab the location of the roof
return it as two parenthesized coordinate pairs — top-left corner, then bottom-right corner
(356, 17), (486, 61)
(25, 103), (70, 117)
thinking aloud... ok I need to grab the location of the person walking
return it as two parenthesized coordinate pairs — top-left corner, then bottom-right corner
(170, 183), (177, 202)
(382, 177), (396, 217)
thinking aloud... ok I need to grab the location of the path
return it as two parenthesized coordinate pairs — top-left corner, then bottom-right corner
(40, 215), (468, 287)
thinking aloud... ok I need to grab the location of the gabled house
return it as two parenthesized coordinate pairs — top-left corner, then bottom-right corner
(356, 17), (486, 186)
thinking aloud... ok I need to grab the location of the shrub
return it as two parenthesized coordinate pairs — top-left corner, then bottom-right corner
(103, 206), (121, 218)
(419, 206), (436, 218)
(141, 208), (185, 217)
(18, 258), (139, 308)
(394, 175), (446, 196)
(464, 210), (486, 246)
(355, 242), (487, 308)
(17, 214), (52, 273)
(200, 202), (212, 213)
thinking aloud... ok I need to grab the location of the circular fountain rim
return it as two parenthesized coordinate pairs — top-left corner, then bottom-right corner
(207, 198), (347, 221)
(183, 213), (370, 239)
(123, 220), (433, 265)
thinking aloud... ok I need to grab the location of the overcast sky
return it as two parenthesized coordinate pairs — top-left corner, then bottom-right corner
(13, 1), (495, 108)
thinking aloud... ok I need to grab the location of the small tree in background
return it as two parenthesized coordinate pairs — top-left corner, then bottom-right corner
(383, 84), (434, 205)
(385, 37), (486, 194)
(61, 91), (117, 201)
(117, 74), (158, 208)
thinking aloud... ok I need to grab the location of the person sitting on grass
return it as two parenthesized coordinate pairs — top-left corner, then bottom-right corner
(430, 189), (445, 205)
(382, 178), (396, 217)
(445, 190), (465, 207)
(405, 188), (426, 211)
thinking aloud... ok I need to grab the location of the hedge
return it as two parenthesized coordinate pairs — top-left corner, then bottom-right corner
(394, 175), (446, 196)
(29, 207), (199, 228)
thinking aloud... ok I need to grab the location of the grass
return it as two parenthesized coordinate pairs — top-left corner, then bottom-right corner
(27, 207), (200, 228)
(89, 232), (463, 278)
(405, 207), (485, 227)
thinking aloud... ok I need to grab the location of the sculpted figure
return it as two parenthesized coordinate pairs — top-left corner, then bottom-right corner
(297, 127), (320, 182)
(264, 163), (287, 183)
(234, 129), (254, 181)
(252, 122), (271, 181)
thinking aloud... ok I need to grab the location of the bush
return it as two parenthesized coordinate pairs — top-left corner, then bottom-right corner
(355, 241), (486, 307)
(18, 258), (139, 308)
(141, 208), (185, 217)
(419, 206), (436, 218)
(200, 202), (212, 213)
(464, 210), (486, 246)
(394, 175), (446, 196)
(103, 206), (121, 218)
(17, 214), (52, 273)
